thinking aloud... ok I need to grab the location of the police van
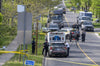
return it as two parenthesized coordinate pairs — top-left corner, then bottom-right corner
(47, 32), (69, 57)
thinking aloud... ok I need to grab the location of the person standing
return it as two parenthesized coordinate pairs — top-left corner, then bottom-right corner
(32, 38), (35, 54)
(65, 42), (70, 56)
(81, 30), (86, 42)
(75, 29), (80, 41)
(42, 41), (49, 56)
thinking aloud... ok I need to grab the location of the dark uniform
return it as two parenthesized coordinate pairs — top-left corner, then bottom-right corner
(42, 41), (49, 56)
(32, 38), (35, 54)
(69, 32), (72, 42)
(75, 30), (80, 41)
(81, 31), (86, 42)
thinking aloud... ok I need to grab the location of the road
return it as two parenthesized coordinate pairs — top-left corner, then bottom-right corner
(45, 11), (100, 66)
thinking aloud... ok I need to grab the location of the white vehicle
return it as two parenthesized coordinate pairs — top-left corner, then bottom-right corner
(47, 32), (69, 57)
(60, 27), (73, 39)
(42, 27), (49, 33)
(48, 23), (59, 31)
(78, 16), (92, 25)
(47, 32), (66, 43)
(79, 11), (92, 18)
(81, 21), (94, 31)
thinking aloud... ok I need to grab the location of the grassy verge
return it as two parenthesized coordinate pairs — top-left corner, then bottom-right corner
(99, 33), (100, 36)
(3, 34), (45, 66)
(93, 23), (100, 28)
(0, 24), (17, 48)
(3, 16), (47, 66)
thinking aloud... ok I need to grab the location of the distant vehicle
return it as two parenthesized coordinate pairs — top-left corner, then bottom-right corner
(59, 22), (69, 29)
(77, 16), (92, 25)
(81, 22), (94, 31)
(95, 19), (100, 23)
(60, 27), (73, 39)
(47, 14), (64, 23)
(48, 23), (59, 31)
(79, 11), (92, 18)
(48, 43), (69, 57)
(42, 27), (49, 33)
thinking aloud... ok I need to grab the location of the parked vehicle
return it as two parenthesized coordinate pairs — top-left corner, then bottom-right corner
(48, 43), (68, 57)
(42, 27), (49, 33)
(59, 22), (69, 29)
(78, 11), (92, 18)
(47, 32), (69, 57)
(81, 21), (94, 31)
(77, 16), (92, 25)
(48, 23), (59, 31)
(47, 32), (66, 43)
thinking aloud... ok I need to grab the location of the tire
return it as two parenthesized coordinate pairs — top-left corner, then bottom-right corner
(48, 52), (52, 57)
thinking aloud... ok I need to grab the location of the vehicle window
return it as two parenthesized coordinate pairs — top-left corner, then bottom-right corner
(49, 25), (58, 28)
(82, 17), (91, 20)
(83, 22), (92, 25)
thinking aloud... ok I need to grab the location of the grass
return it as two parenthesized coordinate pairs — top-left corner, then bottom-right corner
(3, 34), (45, 66)
(0, 24), (17, 48)
(2, 16), (47, 66)
(99, 33), (100, 36)
(93, 23), (100, 28)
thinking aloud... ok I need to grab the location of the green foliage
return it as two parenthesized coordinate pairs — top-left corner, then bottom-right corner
(93, 23), (100, 28)
(0, 13), (3, 22)
(65, 0), (100, 19)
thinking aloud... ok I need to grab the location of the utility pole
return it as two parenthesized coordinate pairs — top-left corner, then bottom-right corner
(0, 0), (2, 12)
(35, 19), (38, 55)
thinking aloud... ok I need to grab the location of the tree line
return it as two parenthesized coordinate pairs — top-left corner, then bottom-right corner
(69, 0), (100, 19)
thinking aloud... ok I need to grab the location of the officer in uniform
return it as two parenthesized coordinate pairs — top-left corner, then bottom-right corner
(32, 38), (35, 54)
(81, 30), (86, 42)
(42, 41), (49, 56)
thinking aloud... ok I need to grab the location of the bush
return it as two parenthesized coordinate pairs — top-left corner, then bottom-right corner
(0, 13), (3, 22)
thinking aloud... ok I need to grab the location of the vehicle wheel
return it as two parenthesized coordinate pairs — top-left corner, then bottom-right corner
(92, 30), (94, 32)
(48, 52), (52, 57)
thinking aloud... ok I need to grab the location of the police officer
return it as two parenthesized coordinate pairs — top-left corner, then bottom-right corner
(42, 41), (49, 56)
(81, 30), (86, 42)
(32, 38), (35, 54)
(69, 32), (72, 42)
(65, 42), (70, 56)
(75, 29), (80, 41)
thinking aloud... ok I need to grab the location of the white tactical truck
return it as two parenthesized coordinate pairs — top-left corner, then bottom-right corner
(46, 32), (70, 57)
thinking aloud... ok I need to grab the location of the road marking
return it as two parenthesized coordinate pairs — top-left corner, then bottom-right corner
(64, 14), (70, 27)
(77, 43), (99, 66)
(46, 58), (99, 66)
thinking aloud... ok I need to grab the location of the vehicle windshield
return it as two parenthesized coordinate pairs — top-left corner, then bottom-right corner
(49, 25), (58, 28)
(83, 22), (92, 25)
(82, 17), (91, 20)
(51, 43), (65, 47)
(51, 15), (63, 20)
(60, 30), (67, 32)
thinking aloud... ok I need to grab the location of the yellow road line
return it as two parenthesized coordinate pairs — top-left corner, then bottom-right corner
(64, 14), (70, 27)
(77, 43), (99, 66)
(47, 58), (98, 66)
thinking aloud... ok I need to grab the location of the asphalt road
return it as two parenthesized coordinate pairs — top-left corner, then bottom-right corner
(45, 12), (100, 66)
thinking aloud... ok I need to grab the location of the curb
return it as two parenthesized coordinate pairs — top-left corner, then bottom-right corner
(42, 57), (46, 66)
(95, 33), (100, 38)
